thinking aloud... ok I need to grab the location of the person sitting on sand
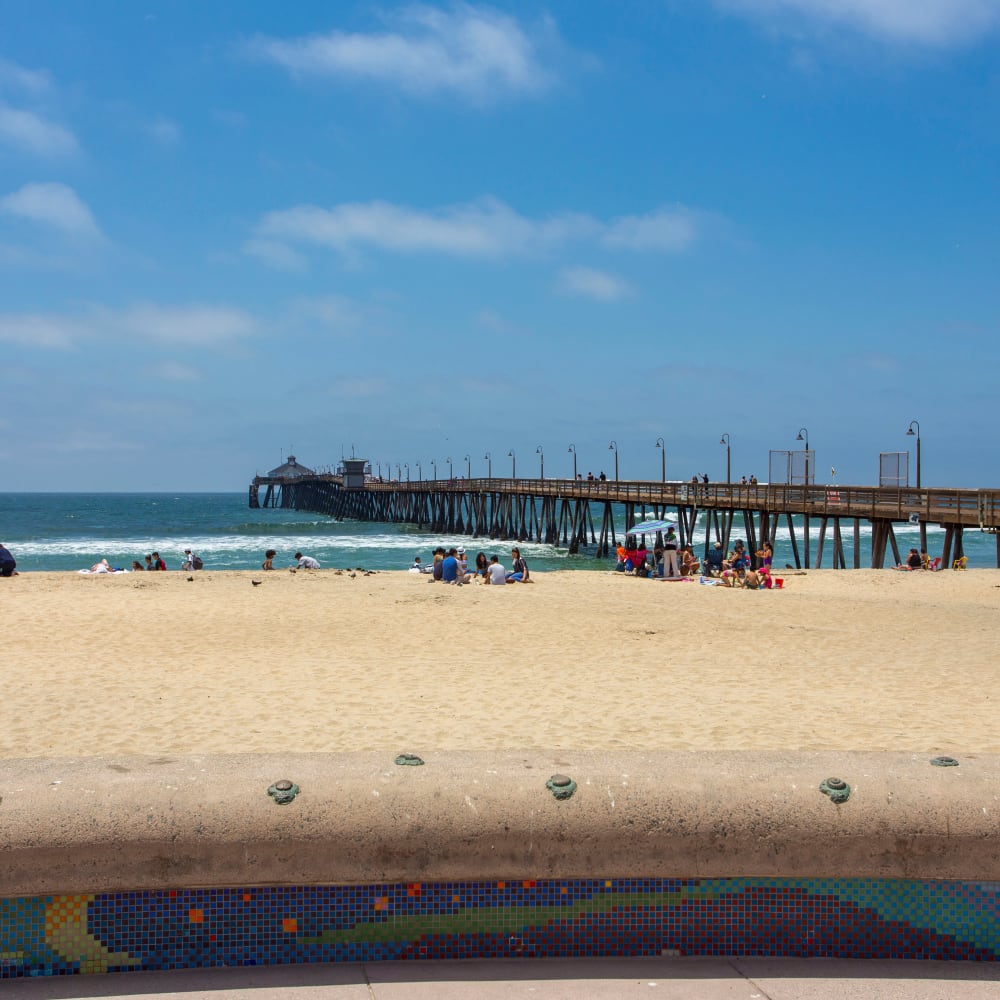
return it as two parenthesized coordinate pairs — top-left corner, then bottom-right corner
(720, 566), (747, 588)
(485, 554), (506, 585)
(441, 548), (460, 584)
(294, 551), (321, 570)
(704, 543), (725, 577)
(456, 547), (472, 583)
(262, 549), (277, 571)
(681, 546), (700, 576)
(1, 542), (18, 577)
(474, 551), (489, 578)
(131, 560), (145, 571)
(895, 548), (922, 570)
(506, 547), (530, 583)
(151, 552), (166, 571)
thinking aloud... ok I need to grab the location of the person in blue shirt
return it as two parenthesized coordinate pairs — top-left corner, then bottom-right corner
(441, 548), (459, 583)
(0, 543), (17, 577)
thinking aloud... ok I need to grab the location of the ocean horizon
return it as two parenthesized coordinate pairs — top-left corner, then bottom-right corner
(0, 491), (994, 575)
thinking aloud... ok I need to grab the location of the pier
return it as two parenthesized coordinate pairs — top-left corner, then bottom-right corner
(249, 471), (1000, 570)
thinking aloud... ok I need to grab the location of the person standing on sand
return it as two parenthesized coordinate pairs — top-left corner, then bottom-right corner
(151, 552), (166, 570)
(662, 526), (681, 578)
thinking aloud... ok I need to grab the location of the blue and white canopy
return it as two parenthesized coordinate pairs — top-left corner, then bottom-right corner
(626, 519), (675, 535)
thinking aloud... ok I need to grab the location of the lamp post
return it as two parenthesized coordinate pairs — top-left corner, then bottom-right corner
(796, 427), (810, 485)
(508, 449), (516, 479)
(464, 454), (471, 479)
(396, 463), (402, 482)
(655, 437), (665, 483)
(431, 458), (437, 480)
(415, 462), (421, 481)
(484, 451), (492, 479)
(536, 445), (544, 479)
(906, 420), (921, 488)
(446, 456), (453, 480)
(720, 433), (731, 483)
(568, 443), (577, 480)
(608, 441), (618, 482)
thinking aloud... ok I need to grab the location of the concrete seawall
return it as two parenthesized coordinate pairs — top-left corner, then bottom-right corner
(3, 750), (999, 897)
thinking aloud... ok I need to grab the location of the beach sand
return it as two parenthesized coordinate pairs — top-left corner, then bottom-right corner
(2, 568), (997, 759)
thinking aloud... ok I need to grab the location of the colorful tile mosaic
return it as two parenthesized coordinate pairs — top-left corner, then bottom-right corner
(2, 878), (998, 978)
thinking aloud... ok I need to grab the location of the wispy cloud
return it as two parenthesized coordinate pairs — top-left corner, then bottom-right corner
(145, 117), (182, 146)
(246, 3), (561, 102)
(1, 182), (101, 238)
(0, 57), (53, 95)
(252, 197), (698, 262)
(0, 303), (257, 350)
(714, 0), (1000, 47)
(147, 361), (202, 381)
(0, 313), (82, 349)
(0, 102), (78, 156)
(105, 304), (257, 347)
(557, 266), (634, 302)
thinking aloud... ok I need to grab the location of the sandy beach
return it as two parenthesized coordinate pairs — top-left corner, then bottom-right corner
(2, 568), (997, 759)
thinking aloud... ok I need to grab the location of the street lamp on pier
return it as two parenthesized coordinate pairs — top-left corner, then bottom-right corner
(536, 445), (544, 479)
(446, 456), (453, 480)
(796, 428), (810, 485)
(608, 441), (619, 482)
(906, 420), (921, 488)
(508, 449), (516, 479)
(568, 443), (577, 480)
(431, 459), (437, 480)
(655, 437), (665, 483)
(720, 433), (731, 483)
(484, 451), (492, 479)
(464, 454), (471, 479)
(415, 462), (421, 481)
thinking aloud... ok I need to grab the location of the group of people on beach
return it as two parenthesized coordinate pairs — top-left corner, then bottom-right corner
(616, 533), (781, 589)
(410, 546), (530, 585)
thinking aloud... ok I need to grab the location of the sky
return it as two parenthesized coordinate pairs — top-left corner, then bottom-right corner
(1, 0), (998, 491)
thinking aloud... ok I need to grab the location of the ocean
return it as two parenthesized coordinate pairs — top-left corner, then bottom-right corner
(0, 492), (994, 574)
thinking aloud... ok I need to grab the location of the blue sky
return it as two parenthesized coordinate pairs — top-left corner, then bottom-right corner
(1, 0), (998, 491)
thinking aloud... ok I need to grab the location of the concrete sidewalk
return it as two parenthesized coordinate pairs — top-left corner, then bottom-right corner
(5, 957), (1000, 999)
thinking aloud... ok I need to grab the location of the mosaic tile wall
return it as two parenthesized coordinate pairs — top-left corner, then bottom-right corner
(2, 877), (998, 978)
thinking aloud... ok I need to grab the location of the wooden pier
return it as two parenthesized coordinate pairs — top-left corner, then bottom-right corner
(249, 474), (1000, 570)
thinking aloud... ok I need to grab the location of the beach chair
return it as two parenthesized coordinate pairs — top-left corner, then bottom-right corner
(927, 556), (942, 571)
(952, 555), (968, 571)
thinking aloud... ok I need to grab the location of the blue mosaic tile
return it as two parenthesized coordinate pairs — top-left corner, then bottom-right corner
(2, 878), (998, 978)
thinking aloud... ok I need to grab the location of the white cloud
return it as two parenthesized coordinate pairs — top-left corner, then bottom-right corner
(714, 0), (1000, 46)
(243, 237), (307, 271)
(108, 304), (257, 346)
(148, 361), (202, 381)
(557, 266), (634, 302)
(603, 208), (698, 252)
(0, 303), (257, 351)
(254, 197), (695, 262)
(0, 313), (81, 349)
(0, 57), (53, 95)
(329, 376), (389, 398)
(146, 117), (182, 146)
(1, 182), (101, 238)
(0, 103), (78, 156)
(247, 3), (558, 102)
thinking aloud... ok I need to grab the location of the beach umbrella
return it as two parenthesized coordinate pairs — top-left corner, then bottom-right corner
(627, 519), (675, 535)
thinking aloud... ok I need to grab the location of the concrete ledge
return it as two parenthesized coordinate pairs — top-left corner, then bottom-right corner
(2, 751), (999, 897)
